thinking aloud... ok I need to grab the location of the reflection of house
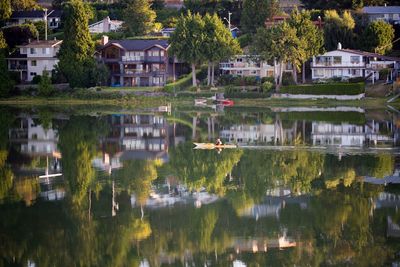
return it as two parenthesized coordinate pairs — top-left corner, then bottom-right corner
(7, 40), (62, 82)
(234, 235), (297, 253)
(311, 44), (400, 82)
(311, 121), (394, 147)
(362, 6), (400, 24)
(9, 117), (59, 156)
(89, 16), (123, 34)
(98, 37), (182, 87)
(220, 55), (275, 78)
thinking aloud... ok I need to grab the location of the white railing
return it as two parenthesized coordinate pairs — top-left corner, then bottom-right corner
(122, 56), (144, 62)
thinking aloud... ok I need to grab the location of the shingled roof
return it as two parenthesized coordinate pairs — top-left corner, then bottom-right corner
(10, 10), (62, 19)
(101, 39), (169, 51)
(362, 6), (400, 14)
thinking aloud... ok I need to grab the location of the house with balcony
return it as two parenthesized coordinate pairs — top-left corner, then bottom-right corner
(220, 55), (275, 79)
(98, 37), (177, 87)
(311, 43), (400, 82)
(362, 6), (400, 24)
(7, 39), (62, 82)
(8, 10), (62, 29)
(88, 16), (123, 34)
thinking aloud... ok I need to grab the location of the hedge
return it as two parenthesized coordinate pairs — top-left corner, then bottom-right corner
(278, 111), (366, 125)
(225, 92), (269, 98)
(280, 82), (365, 95)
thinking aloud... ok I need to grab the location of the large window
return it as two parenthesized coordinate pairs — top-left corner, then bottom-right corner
(31, 60), (37, 66)
(333, 56), (342, 64)
(350, 56), (360, 64)
(30, 48), (36, 54)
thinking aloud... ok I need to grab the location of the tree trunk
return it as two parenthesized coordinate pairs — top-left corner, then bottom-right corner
(207, 61), (211, 86)
(211, 63), (215, 86)
(302, 62), (306, 84)
(293, 68), (298, 84)
(173, 57), (176, 82)
(192, 63), (197, 88)
(277, 61), (284, 92)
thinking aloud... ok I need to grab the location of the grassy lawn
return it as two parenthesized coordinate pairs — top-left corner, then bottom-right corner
(100, 86), (162, 92)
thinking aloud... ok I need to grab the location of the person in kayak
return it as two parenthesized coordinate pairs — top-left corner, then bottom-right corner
(215, 138), (223, 146)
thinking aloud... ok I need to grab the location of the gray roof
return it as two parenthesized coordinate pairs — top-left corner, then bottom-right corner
(10, 10), (62, 19)
(362, 6), (400, 14)
(103, 39), (169, 51)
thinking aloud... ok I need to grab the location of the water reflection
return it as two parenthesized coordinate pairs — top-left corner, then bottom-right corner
(0, 106), (400, 266)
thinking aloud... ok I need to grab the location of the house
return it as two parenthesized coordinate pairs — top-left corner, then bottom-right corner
(89, 16), (123, 34)
(8, 10), (62, 29)
(97, 37), (182, 87)
(220, 55), (275, 79)
(279, 0), (304, 13)
(163, 0), (184, 9)
(160, 28), (175, 37)
(362, 5), (400, 24)
(7, 39), (62, 82)
(311, 43), (400, 82)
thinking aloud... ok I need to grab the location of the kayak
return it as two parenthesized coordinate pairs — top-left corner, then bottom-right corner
(193, 143), (238, 149)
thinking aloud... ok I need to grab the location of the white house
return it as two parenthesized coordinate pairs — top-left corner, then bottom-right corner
(311, 43), (400, 82)
(88, 16), (123, 34)
(7, 39), (62, 82)
(362, 6), (400, 24)
(220, 55), (275, 79)
(8, 10), (62, 29)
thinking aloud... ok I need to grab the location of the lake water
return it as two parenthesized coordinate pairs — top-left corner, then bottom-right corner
(0, 104), (400, 266)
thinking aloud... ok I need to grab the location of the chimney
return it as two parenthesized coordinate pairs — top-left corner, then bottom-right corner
(101, 35), (109, 46)
(337, 42), (342, 50)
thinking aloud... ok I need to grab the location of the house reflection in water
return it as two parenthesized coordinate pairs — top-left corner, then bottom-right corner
(311, 121), (395, 147)
(8, 115), (65, 202)
(96, 114), (185, 173)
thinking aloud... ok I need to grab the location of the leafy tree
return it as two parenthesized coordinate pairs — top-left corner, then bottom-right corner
(361, 20), (395, 54)
(241, 0), (279, 34)
(324, 10), (356, 51)
(38, 69), (54, 96)
(122, 0), (156, 36)
(0, 0), (11, 21)
(169, 12), (206, 87)
(11, 0), (38, 10)
(202, 13), (241, 86)
(0, 32), (13, 97)
(252, 22), (306, 90)
(1, 23), (38, 48)
(58, 0), (99, 88)
(288, 9), (324, 83)
(33, 20), (52, 40)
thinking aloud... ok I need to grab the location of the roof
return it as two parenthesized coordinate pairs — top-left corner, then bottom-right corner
(10, 9), (62, 19)
(362, 6), (400, 14)
(340, 48), (400, 61)
(101, 39), (169, 51)
(17, 40), (63, 48)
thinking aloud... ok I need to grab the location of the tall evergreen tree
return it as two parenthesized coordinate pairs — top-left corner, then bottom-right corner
(58, 0), (95, 88)
(123, 0), (156, 36)
(0, 31), (13, 97)
(241, 0), (279, 34)
(324, 10), (356, 51)
(169, 12), (206, 87)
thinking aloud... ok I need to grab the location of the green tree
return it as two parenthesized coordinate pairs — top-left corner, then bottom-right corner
(169, 12), (206, 88)
(122, 0), (156, 36)
(202, 13), (242, 86)
(0, 31), (13, 97)
(58, 0), (95, 88)
(361, 20), (395, 54)
(241, 0), (279, 34)
(252, 22), (306, 90)
(324, 10), (356, 51)
(38, 69), (54, 96)
(0, 0), (11, 21)
(288, 9), (324, 83)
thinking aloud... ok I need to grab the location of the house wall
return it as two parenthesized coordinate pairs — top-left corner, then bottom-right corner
(220, 56), (274, 78)
(21, 46), (60, 81)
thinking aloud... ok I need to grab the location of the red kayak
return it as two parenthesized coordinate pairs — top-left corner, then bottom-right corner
(216, 99), (234, 106)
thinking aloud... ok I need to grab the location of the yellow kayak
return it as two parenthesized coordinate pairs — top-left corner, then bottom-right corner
(193, 143), (238, 149)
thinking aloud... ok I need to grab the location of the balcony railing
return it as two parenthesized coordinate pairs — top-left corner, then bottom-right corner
(122, 56), (145, 62)
(9, 64), (27, 70)
(312, 61), (365, 67)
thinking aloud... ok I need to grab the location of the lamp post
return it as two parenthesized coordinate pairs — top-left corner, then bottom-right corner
(223, 11), (232, 31)
(43, 9), (54, 41)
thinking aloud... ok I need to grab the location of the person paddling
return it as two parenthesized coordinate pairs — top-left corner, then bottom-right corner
(215, 138), (223, 146)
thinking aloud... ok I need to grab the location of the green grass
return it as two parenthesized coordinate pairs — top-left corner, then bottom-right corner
(281, 82), (365, 95)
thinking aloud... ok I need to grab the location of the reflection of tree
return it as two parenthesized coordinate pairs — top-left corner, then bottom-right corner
(168, 143), (243, 195)
(0, 150), (13, 201)
(59, 116), (109, 205)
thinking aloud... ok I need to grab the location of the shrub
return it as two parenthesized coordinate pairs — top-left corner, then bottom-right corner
(280, 82), (365, 95)
(348, 76), (365, 83)
(262, 81), (274, 93)
(282, 72), (295, 86)
(38, 71), (55, 97)
(261, 76), (275, 84)
(31, 75), (42, 84)
(379, 68), (391, 80)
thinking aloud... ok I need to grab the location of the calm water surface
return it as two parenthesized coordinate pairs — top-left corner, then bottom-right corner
(0, 105), (400, 266)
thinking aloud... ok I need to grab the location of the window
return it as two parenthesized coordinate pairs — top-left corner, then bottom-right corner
(30, 48), (36, 54)
(333, 56), (342, 64)
(152, 76), (164, 85)
(42, 48), (46, 54)
(314, 69), (324, 77)
(160, 50), (165, 57)
(21, 48), (27, 54)
(237, 58), (243, 62)
(350, 56), (360, 64)
(31, 60), (37, 66)
(30, 72), (37, 76)
(149, 50), (159, 57)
